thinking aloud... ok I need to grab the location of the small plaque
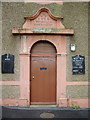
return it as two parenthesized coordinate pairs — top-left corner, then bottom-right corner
(1, 54), (14, 74)
(72, 55), (85, 75)
(33, 12), (55, 28)
(40, 68), (47, 70)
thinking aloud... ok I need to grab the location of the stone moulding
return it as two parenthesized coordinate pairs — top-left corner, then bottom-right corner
(12, 28), (74, 35)
(24, 7), (63, 20)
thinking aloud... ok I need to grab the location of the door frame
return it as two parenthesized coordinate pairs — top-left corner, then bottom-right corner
(19, 35), (67, 107)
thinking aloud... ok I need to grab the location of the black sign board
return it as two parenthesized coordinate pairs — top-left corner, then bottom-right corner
(72, 55), (85, 75)
(1, 54), (14, 74)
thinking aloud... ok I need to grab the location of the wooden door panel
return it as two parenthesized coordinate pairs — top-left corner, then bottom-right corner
(31, 56), (56, 105)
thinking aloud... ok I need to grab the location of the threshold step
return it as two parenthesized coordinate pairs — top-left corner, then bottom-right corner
(30, 105), (57, 107)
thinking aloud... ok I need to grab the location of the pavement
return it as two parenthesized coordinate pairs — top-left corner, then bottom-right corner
(0, 106), (89, 120)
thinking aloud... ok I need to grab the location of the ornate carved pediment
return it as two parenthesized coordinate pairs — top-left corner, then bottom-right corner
(23, 8), (64, 29)
(12, 8), (74, 35)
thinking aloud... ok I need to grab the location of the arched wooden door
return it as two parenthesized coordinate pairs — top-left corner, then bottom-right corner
(30, 41), (57, 105)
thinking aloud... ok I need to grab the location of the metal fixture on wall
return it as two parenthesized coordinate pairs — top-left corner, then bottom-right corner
(70, 44), (76, 52)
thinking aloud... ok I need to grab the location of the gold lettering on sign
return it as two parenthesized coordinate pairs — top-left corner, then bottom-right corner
(32, 12), (56, 28)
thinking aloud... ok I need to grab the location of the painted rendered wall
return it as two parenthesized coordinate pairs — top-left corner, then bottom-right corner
(62, 2), (89, 100)
(88, 2), (90, 84)
(0, 85), (20, 99)
(1, 2), (89, 101)
(62, 3), (88, 82)
(0, 2), (2, 100)
(67, 85), (89, 98)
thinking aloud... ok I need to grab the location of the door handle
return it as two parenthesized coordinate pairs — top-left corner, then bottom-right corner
(32, 76), (34, 79)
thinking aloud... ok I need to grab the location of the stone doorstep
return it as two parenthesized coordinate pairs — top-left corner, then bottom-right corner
(30, 105), (57, 107)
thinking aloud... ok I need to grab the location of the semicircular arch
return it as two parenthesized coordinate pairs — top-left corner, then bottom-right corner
(30, 40), (57, 54)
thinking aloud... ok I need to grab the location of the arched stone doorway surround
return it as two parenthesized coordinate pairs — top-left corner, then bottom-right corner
(12, 8), (74, 107)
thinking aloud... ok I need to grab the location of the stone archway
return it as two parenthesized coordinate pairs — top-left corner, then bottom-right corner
(19, 35), (69, 106)
(12, 8), (74, 107)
